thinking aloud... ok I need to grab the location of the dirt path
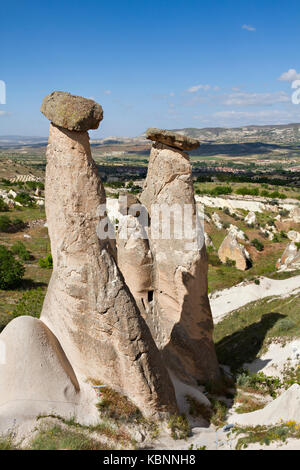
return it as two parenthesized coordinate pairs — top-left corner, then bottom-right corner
(209, 275), (300, 323)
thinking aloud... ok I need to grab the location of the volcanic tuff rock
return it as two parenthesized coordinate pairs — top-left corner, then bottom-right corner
(0, 316), (97, 431)
(218, 232), (251, 271)
(41, 91), (103, 132)
(245, 211), (257, 226)
(227, 224), (247, 241)
(212, 212), (223, 230)
(276, 242), (300, 271)
(145, 128), (200, 151)
(287, 230), (300, 243)
(136, 140), (220, 385)
(117, 214), (153, 318)
(40, 94), (177, 417)
(204, 232), (215, 249)
(290, 206), (300, 224)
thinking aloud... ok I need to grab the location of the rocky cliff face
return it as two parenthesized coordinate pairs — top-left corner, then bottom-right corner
(218, 232), (251, 271)
(40, 93), (177, 417)
(117, 131), (220, 385)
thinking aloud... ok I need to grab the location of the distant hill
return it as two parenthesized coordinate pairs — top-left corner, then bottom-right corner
(172, 123), (300, 144)
(2, 122), (300, 150)
(0, 136), (48, 148)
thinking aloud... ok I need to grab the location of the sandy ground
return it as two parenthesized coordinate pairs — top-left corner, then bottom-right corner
(244, 339), (300, 377)
(229, 384), (300, 427)
(209, 275), (300, 323)
(195, 195), (298, 213)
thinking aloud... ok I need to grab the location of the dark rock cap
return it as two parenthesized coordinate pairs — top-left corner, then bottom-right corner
(41, 91), (103, 132)
(145, 128), (199, 151)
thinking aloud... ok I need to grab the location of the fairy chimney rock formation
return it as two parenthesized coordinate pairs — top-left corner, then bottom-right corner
(218, 232), (251, 271)
(134, 128), (220, 385)
(276, 242), (300, 270)
(40, 93), (177, 417)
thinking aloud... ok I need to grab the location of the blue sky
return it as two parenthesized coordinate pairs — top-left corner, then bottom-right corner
(1, 0), (300, 137)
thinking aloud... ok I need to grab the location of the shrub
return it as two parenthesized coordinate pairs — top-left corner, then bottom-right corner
(186, 395), (211, 420)
(0, 435), (15, 450)
(0, 245), (25, 289)
(280, 230), (288, 239)
(272, 318), (296, 334)
(209, 399), (227, 427)
(279, 209), (289, 217)
(225, 258), (236, 267)
(30, 425), (109, 450)
(0, 197), (9, 212)
(96, 385), (143, 423)
(236, 187), (259, 196)
(26, 181), (44, 191)
(168, 414), (190, 440)
(38, 253), (53, 269)
(210, 186), (232, 196)
(0, 215), (12, 232)
(1, 178), (12, 186)
(251, 238), (264, 252)
(208, 252), (222, 267)
(0, 216), (25, 233)
(11, 241), (31, 261)
(12, 287), (45, 318)
(14, 192), (35, 207)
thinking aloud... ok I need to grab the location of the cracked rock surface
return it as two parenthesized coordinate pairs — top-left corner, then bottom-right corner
(40, 121), (177, 417)
(119, 142), (221, 385)
(145, 128), (200, 151)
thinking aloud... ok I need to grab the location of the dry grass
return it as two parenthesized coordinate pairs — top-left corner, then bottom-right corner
(234, 392), (266, 414)
(30, 424), (112, 450)
(97, 387), (143, 423)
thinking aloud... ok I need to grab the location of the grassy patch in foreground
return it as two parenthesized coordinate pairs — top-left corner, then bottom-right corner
(92, 382), (143, 424)
(0, 435), (15, 450)
(30, 425), (111, 450)
(234, 421), (300, 449)
(214, 293), (300, 371)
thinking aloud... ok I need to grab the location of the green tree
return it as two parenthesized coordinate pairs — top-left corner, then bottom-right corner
(0, 245), (25, 289)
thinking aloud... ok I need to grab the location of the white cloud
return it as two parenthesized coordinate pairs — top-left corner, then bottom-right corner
(104, 90), (111, 95)
(222, 91), (289, 106)
(278, 69), (300, 82)
(242, 24), (256, 31)
(186, 84), (211, 93)
(0, 111), (8, 116)
(169, 92), (175, 97)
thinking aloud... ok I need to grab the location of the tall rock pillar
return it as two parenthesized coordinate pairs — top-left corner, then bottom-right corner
(139, 129), (221, 385)
(40, 93), (177, 417)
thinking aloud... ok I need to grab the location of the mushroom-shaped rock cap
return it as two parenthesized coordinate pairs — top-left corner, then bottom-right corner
(146, 127), (199, 151)
(41, 91), (103, 132)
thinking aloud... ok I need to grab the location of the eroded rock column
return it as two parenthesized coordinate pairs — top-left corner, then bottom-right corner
(40, 92), (177, 417)
(139, 129), (221, 385)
